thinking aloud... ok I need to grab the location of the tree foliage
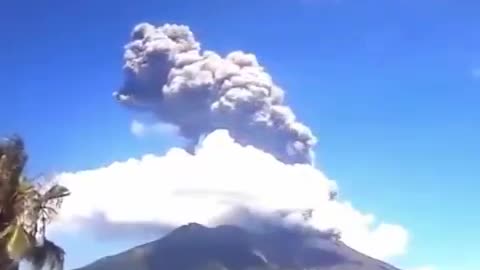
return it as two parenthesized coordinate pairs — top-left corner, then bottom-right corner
(0, 136), (70, 270)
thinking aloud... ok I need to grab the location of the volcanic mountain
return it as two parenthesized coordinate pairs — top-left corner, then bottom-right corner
(75, 223), (401, 270)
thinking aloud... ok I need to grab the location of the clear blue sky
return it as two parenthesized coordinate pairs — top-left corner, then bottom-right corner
(1, 0), (479, 269)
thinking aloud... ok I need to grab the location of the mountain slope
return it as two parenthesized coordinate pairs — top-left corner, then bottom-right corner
(75, 223), (401, 270)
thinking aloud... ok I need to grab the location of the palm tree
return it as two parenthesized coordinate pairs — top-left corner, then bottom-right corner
(0, 136), (70, 270)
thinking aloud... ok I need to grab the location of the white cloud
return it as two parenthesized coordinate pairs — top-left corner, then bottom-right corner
(130, 119), (179, 137)
(52, 130), (408, 261)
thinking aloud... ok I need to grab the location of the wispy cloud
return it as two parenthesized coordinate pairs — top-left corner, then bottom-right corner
(130, 119), (179, 137)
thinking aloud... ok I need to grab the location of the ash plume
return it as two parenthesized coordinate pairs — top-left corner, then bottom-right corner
(52, 130), (409, 260)
(114, 23), (317, 164)
(49, 21), (408, 263)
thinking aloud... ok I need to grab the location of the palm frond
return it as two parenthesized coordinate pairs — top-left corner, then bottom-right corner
(25, 239), (65, 270)
(0, 135), (27, 186)
(0, 136), (70, 269)
(6, 224), (32, 262)
(42, 185), (70, 202)
(0, 224), (15, 239)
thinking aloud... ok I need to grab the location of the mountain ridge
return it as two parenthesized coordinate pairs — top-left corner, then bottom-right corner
(75, 223), (402, 270)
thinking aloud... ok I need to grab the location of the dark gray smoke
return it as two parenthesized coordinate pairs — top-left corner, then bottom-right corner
(114, 23), (317, 164)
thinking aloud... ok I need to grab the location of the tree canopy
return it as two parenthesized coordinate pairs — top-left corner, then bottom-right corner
(0, 136), (70, 270)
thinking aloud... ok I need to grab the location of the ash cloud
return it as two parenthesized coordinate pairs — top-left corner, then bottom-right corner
(114, 23), (316, 164)
(51, 130), (408, 260)
(48, 22), (409, 263)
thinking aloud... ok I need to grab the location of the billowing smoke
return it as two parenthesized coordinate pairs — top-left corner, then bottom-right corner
(51, 130), (408, 260)
(49, 22), (409, 263)
(114, 23), (316, 164)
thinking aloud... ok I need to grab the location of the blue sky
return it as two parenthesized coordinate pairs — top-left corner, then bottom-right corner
(1, 0), (479, 269)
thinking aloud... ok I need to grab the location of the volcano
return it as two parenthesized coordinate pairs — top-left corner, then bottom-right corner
(75, 223), (401, 270)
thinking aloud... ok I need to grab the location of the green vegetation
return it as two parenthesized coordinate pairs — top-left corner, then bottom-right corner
(0, 136), (70, 270)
